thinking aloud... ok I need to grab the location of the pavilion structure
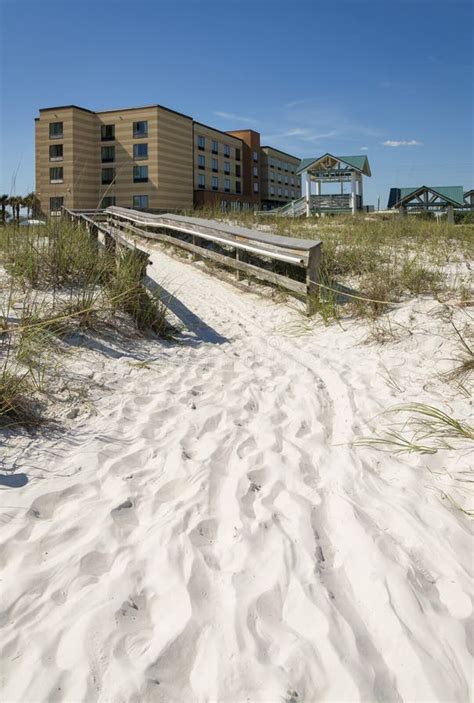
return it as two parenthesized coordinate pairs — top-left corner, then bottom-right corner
(297, 153), (371, 216)
(388, 185), (465, 223)
(464, 190), (474, 210)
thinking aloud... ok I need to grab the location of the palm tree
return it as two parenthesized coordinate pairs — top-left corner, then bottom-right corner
(9, 196), (21, 225)
(0, 194), (8, 225)
(23, 192), (40, 219)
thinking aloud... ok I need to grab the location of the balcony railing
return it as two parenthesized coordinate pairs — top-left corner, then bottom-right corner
(309, 194), (361, 211)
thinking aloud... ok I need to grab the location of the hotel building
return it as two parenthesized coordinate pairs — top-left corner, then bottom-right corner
(35, 103), (301, 216)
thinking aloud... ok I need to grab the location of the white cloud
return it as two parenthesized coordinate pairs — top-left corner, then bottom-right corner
(382, 139), (422, 147)
(360, 146), (369, 151)
(214, 111), (257, 124)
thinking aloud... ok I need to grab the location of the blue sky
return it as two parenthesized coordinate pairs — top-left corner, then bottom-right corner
(0, 0), (472, 206)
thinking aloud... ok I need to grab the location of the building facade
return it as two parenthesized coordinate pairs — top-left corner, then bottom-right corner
(35, 103), (301, 215)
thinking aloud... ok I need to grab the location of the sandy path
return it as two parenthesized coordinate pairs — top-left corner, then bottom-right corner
(1, 243), (472, 703)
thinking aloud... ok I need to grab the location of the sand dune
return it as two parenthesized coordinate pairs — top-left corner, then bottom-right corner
(1, 243), (472, 702)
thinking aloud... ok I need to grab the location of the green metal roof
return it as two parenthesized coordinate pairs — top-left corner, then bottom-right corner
(297, 153), (371, 176)
(390, 185), (465, 208)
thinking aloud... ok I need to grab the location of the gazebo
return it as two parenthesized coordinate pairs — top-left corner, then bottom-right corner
(464, 190), (474, 210)
(297, 153), (371, 216)
(388, 186), (465, 223)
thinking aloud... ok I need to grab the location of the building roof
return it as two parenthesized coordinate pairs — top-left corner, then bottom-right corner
(260, 145), (300, 161)
(464, 189), (474, 198)
(297, 153), (371, 176)
(39, 103), (193, 120)
(388, 185), (465, 209)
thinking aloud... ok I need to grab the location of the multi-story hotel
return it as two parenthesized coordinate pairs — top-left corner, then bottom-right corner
(35, 103), (302, 216)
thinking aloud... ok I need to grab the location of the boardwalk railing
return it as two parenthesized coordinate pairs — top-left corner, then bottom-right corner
(63, 206), (322, 313)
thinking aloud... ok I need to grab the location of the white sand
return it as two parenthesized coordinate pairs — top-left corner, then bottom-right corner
(1, 243), (472, 703)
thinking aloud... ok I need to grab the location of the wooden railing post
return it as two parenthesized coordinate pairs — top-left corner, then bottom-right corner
(306, 242), (322, 315)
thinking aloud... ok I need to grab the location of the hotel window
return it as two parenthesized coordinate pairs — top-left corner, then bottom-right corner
(49, 144), (63, 161)
(285, 175), (288, 184)
(291, 176), (295, 186)
(291, 190), (295, 198)
(253, 166), (258, 177)
(102, 196), (116, 208)
(284, 162), (289, 172)
(101, 124), (115, 141)
(101, 146), (115, 163)
(223, 144), (230, 157)
(133, 194), (148, 209)
(224, 162), (230, 174)
(101, 168), (115, 185)
(198, 174), (205, 189)
(49, 196), (64, 213)
(235, 164), (241, 177)
(133, 143), (148, 160)
(133, 121), (148, 138)
(49, 167), (63, 183)
(212, 140), (218, 154)
(198, 154), (205, 169)
(270, 185), (275, 195)
(278, 173), (282, 183)
(270, 158), (274, 168)
(253, 182), (259, 193)
(253, 150), (258, 162)
(224, 178), (230, 192)
(278, 186), (282, 196)
(212, 158), (218, 172)
(285, 189), (289, 197)
(49, 122), (63, 139)
(270, 173), (274, 182)
(133, 165), (148, 183)
(290, 166), (295, 174)
(236, 181), (241, 194)
(212, 176), (218, 190)
(235, 148), (241, 161)
(277, 160), (281, 170)
(198, 135), (205, 150)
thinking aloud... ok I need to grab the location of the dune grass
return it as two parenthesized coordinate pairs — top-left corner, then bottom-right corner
(0, 219), (169, 426)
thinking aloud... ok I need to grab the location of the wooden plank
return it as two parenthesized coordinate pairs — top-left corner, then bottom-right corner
(109, 219), (306, 295)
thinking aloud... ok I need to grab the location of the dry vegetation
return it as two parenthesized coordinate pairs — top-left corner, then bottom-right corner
(0, 220), (169, 426)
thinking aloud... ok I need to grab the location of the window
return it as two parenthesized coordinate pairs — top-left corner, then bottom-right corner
(235, 148), (241, 161)
(133, 194), (148, 209)
(212, 176), (218, 190)
(285, 175), (288, 184)
(101, 124), (115, 141)
(102, 196), (116, 208)
(198, 154), (205, 169)
(101, 168), (115, 185)
(224, 162), (230, 174)
(133, 165), (148, 183)
(270, 185), (275, 195)
(285, 188), (289, 197)
(49, 122), (63, 139)
(278, 173), (282, 183)
(253, 166), (258, 177)
(133, 143), (148, 160)
(235, 164), (241, 177)
(133, 121), (148, 138)
(49, 196), (64, 213)
(253, 182), (259, 193)
(224, 178), (230, 192)
(291, 190), (295, 198)
(49, 144), (63, 161)
(270, 158), (275, 168)
(270, 173), (274, 182)
(223, 144), (230, 157)
(49, 167), (63, 183)
(284, 162), (289, 172)
(253, 150), (258, 162)
(212, 140), (218, 154)
(278, 186), (282, 196)
(291, 177), (295, 186)
(277, 160), (281, 170)
(290, 166), (295, 174)
(198, 135), (205, 150)
(101, 146), (115, 163)
(236, 181), (241, 194)
(198, 174), (205, 189)
(212, 158), (218, 172)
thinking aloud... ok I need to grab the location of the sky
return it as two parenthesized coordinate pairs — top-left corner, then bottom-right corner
(0, 0), (473, 207)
